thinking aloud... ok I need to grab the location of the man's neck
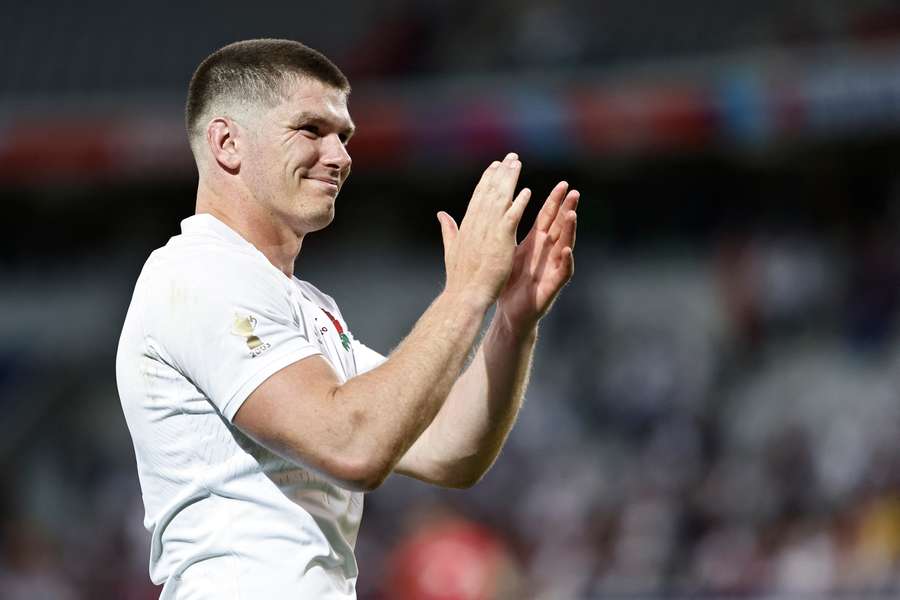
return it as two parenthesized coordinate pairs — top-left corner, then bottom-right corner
(196, 184), (302, 278)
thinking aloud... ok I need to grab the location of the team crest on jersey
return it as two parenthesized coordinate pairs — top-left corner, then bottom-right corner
(321, 309), (351, 351)
(231, 314), (272, 357)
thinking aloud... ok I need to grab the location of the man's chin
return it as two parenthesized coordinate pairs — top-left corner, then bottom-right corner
(300, 205), (335, 233)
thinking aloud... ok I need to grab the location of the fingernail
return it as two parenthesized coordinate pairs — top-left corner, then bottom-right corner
(506, 152), (518, 160)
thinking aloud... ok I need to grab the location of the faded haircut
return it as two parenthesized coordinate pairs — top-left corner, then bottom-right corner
(185, 38), (350, 154)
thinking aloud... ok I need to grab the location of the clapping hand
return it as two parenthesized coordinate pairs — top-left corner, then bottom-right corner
(496, 180), (579, 332)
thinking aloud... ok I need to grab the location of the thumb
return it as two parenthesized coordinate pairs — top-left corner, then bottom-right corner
(436, 211), (459, 263)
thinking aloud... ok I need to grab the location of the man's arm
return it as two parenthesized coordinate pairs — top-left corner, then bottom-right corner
(395, 182), (580, 488)
(233, 154), (531, 492)
(394, 313), (536, 488)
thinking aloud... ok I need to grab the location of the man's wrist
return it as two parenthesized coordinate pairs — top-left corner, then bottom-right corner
(493, 307), (538, 345)
(440, 286), (496, 313)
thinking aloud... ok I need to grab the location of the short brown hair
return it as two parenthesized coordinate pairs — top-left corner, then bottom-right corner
(185, 39), (350, 147)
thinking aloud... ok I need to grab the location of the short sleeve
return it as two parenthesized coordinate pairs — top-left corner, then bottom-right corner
(351, 339), (387, 375)
(146, 252), (322, 421)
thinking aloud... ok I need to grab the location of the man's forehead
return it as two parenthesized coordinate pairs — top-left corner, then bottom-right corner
(280, 78), (351, 122)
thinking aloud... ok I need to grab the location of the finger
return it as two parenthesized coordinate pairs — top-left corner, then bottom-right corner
(504, 187), (532, 233)
(548, 190), (580, 243)
(473, 160), (502, 199)
(467, 154), (516, 216)
(545, 245), (576, 292)
(561, 246), (575, 279)
(484, 152), (518, 194)
(561, 188), (579, 213)
(558, 189), (579, 230)
(535, 181), (569, 234)
(490, 153), (517, 185)
(556, 210), (577, 256)
(494, 158), (522, 208)
(437, 211), (459, 263)
(490, 152), (520, 198)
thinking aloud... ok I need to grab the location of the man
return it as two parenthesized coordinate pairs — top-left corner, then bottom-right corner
(116, 38), (578, 598)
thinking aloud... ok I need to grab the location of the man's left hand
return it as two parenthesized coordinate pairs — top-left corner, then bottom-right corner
(497, 181), (579, 333)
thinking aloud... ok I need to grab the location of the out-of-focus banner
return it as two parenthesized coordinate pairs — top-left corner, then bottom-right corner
(4, 43), (900, 183)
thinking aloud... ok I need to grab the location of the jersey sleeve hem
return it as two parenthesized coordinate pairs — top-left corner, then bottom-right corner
(220, 345), (323, 421)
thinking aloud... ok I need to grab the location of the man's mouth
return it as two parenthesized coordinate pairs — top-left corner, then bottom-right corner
(306, 176), (339, 192)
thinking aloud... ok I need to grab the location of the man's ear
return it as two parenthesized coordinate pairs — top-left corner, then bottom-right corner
(206, 117), (241, 171)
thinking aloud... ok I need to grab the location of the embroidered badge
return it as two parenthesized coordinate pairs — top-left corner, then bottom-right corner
(321, 309), (351, 352)
(231, 314), (272, 357)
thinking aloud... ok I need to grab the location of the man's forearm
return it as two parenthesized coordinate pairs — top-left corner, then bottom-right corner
(332, 290), (489, 485)
(397, 312), (537, 487)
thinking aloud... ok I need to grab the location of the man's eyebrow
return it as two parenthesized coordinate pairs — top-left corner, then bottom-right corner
(290, 111), (355, 137)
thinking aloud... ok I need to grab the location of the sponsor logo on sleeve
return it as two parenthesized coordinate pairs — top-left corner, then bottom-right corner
(231, 314), (272, 358)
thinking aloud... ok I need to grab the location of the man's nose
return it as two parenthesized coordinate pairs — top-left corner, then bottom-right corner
(322, 134), (351, 172)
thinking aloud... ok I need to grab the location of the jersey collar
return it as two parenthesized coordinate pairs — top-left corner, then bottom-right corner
(180, 213), (256, 249)
(180, 214), (295, 279)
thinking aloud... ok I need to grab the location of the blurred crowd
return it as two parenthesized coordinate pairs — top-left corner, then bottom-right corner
(6, 0), (900, 97)
(344, 0), (900, 80)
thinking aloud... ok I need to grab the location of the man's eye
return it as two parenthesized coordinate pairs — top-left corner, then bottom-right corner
(298, 125), (320, 137)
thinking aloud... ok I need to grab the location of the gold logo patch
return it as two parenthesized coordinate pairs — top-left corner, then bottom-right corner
(231, 315), (270, 356)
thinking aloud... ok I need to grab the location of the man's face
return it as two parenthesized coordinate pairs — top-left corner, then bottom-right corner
(241, 76), (354, 234)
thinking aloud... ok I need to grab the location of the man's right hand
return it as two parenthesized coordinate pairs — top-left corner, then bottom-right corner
(436, 153), (532, 308)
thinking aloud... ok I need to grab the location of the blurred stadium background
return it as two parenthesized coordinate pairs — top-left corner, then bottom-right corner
(4, 0), (900, 598)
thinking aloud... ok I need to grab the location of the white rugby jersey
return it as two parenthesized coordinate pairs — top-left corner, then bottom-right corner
(116, 214), (385, 599)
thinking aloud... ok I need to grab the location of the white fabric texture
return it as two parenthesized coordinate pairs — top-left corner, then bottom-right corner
(116, 214), (386, 599)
